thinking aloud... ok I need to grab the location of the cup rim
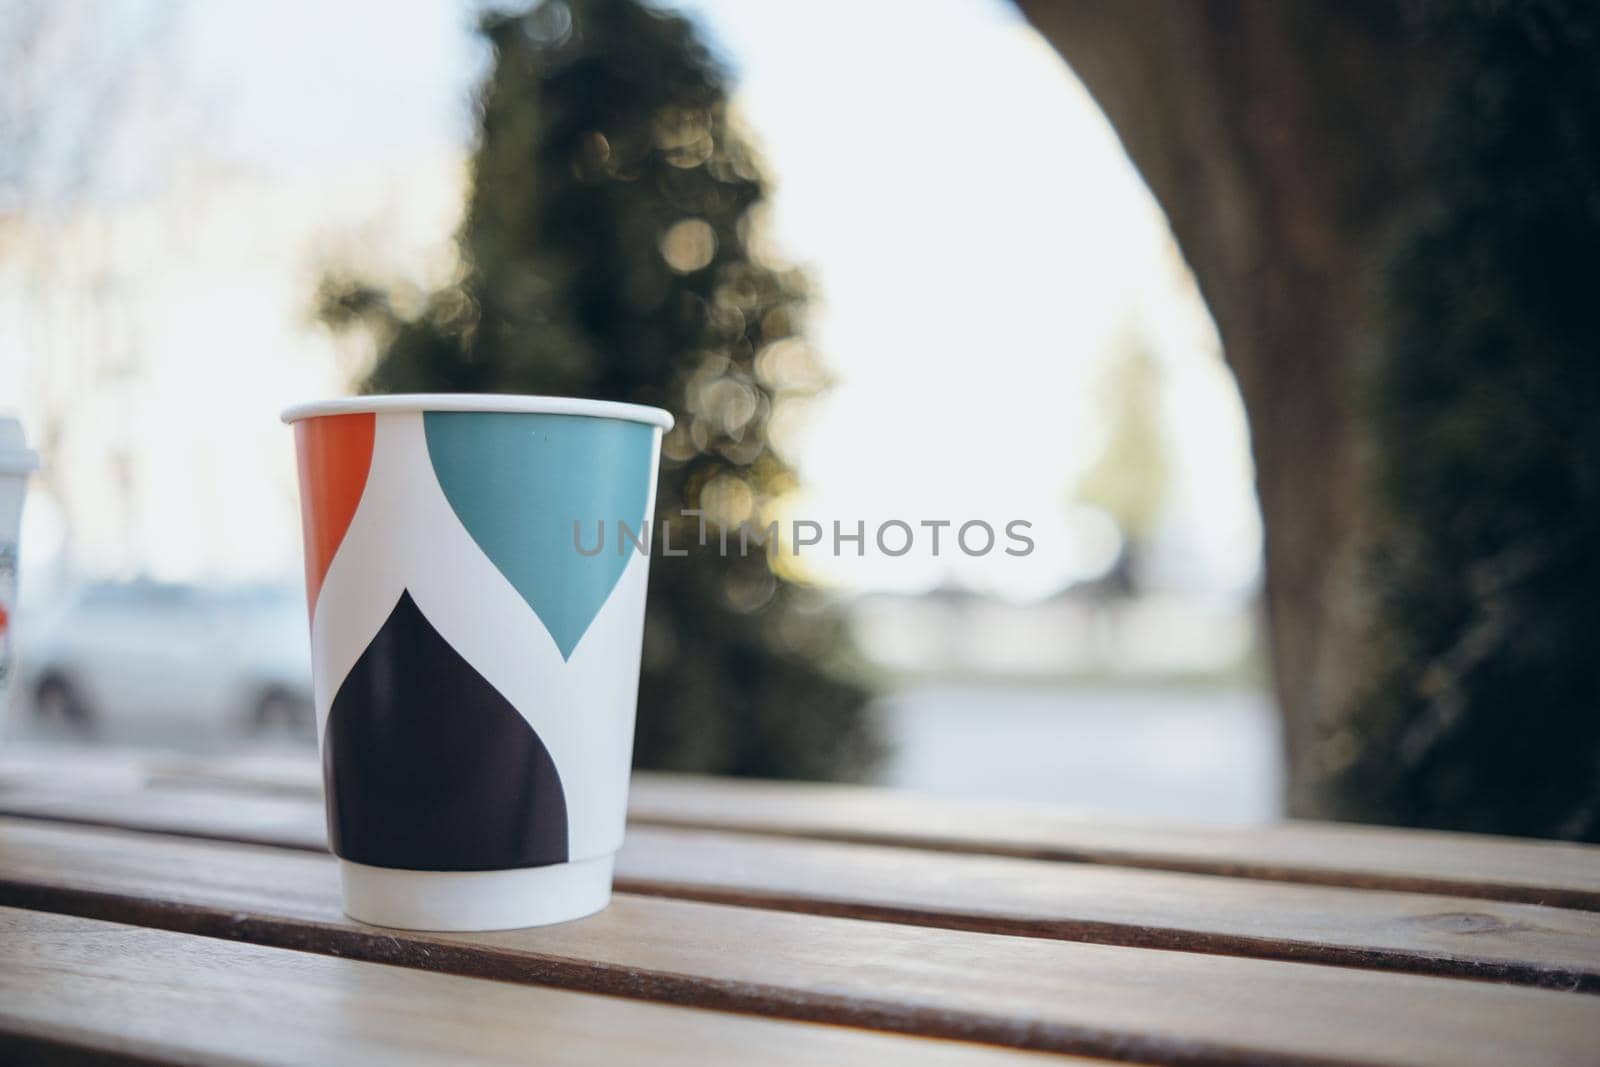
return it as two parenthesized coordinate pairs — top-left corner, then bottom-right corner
(281, 393), (674, 430)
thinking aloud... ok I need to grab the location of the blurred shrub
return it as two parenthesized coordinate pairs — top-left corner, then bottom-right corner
(1351, 0), (1600, 838)
(320, 0), (879, 781)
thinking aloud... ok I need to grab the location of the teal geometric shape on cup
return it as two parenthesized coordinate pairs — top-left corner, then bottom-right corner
(424, 411), (655, 660)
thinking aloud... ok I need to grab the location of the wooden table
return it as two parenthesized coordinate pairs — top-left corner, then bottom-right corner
(0, 750), (1597, 1065)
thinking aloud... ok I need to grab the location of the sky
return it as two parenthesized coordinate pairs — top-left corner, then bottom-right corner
(672, 0), (1258, 599)
(0, 0), (1260, 603)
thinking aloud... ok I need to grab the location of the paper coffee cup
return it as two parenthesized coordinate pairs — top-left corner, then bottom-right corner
(283, 394), (672, 931)
(0, 416), (40, 721)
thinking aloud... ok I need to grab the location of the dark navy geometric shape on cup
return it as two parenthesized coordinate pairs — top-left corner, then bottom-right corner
(323, 590), (569, 871)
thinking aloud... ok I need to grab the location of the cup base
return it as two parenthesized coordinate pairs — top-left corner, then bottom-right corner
(338, 854), (614, 931)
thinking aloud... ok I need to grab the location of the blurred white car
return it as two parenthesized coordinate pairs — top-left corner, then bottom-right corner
(16, 580), (314, 739)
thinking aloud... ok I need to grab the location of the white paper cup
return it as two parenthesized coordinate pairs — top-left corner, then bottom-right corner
(283, 394), (671, 930)
(0, 416), (40, 721)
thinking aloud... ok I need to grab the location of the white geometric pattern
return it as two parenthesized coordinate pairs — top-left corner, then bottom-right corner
(311, 411), (655, 861)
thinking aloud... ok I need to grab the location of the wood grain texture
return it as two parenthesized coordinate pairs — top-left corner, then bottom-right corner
(0, 906), (1062, 1067)
(0, 818), (1596, 1067)
(626, 774), (1600, 910)
(620, 827), (1600, 993)
(1, 784), (1597, 992)
(95, 754), (1600, 910)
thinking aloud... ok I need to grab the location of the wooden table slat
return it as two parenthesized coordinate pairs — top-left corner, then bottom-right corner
(1, 783), (1596, 992)
(625, 775), (1600, 911)
(104, 754), (1600, 910)
(0, 906), (1066, 1067)
(0, 818), (1595, 1067)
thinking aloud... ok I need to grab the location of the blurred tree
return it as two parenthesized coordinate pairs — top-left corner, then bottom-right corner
(1022, 0), (1432, 820)
(1022, 0), (1600, 838)
(320, 0), (878, 780)
(0, 0), (187, 564)
(1352, 1), (1600, 838)
(1076, 337), (1169, 560)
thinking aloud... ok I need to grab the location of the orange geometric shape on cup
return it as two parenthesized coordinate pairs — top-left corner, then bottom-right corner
(294, 412), (375, 617)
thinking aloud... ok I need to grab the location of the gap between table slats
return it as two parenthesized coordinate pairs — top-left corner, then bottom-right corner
(0, 818), (1595, 1067)
(115, 755), (1600, 911)
(623, 776), (1600, 912)
(10, 751), (1597, 911)
(0, 784), (1596, 994)
(0, 905), (1067, 1067)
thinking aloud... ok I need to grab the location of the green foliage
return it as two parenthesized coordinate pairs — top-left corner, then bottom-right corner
(320, 0), (879, 780)
(1351, 0), (1600, 838)
(1076, 336), (1169, 545)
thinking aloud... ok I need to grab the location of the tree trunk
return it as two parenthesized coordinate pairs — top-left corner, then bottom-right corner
(1017, 1), (1444, 815)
